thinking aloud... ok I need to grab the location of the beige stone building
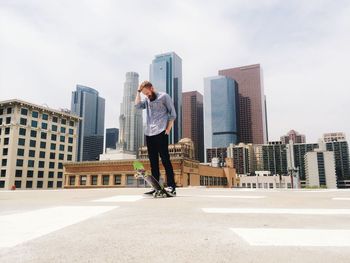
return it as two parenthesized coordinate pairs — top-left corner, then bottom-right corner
(64, 139), (237, 189)
(0, 99), (79, 190)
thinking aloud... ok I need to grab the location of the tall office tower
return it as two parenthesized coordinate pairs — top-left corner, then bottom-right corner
(119, 72), (143, 154)
(323, 132), (346, 142)
(203, 76), (239, 162)
(219, 64), (268, 144)
(305, 143), (337, 189)
(0, 99), (79, 190)
(71, 85), (105, 161)
(325, 140), (350, 185)
(182, 91), (204, 162)
(150, 52), (182, 143)
(105, 128), (119, 150)
(281, 130), (306, 144)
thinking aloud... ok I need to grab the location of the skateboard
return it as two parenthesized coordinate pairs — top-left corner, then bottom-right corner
(133, 161), (173, 198)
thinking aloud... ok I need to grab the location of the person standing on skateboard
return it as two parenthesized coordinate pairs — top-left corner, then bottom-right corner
(135, 81), (177, 196)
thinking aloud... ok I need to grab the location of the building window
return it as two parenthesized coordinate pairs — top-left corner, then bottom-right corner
(19, 128), (26, 136)
(69, 128), (74, 135)
(49, 162), (55, 169)
(41, 132), (47, 139)
(68, 137), (73, 144)
(61, 119), (66, 125)
(15, 181), (22, 188)
(58, 172), (63, 178)
(59, 153), (64, 160)
(20, 118), (27, 126)
(39, 151), (45, 158)
(57, 181), (62, 188)
(51, 143), (56, 150)
(91, 175), (98, 185)
(60, 145), (65, 151)
(58, 163), (63, 169)
(41, 123), (48, 130)
(69, 120), (75, 127)
(0, 108), (3, 115)
(2, 159), (7, 166)
(15, 170), (22, 177)
(5, 127), (10, 135)
(102, 175), (110, 185)
(6, 117), (11, 124)
(48, 181), (53, 188)
(52, 116), (58, 123)
(38, 171), (44, 178)
(27, 170), (34, 177)
(17, 148), (24, 156)
(1, 170), (6, 177)
(31, 120), (38, 127)
(60, 136), (65, 143)
(51, 134), (57, 141)
(60, 127), (66, 133)
(269, 183), (274, 189)
(67, 155), (72, 161)
(4, 137), (9, 145)
(80, 175), (87, 185)
(67, 146), (72, 152)
(0, 118), (2, 125)
(29, 140), (36, 148)
(2, 148), (8, 156)
(28, 160), (35, 167)
(39, 161), (45, 168)
(52, 124), (57, 132)
(29, 150), (35, 157)
(0, 181), (5, 188)
(49, 171), (54, 178)
(16, 159), (23, 167)
(21, 108), (28, 116)
(50, 152), (55, 159)
(30, 130), (37, 138)
(126, 175), (134, 185)
(69, 176), (75, 186)
(114, 175), (121, 185)
(40, 141), (46, 149)
(42, 113), (48, 120)
(37, 181), (43, 188)
(32, 111), (39, 118)
(26, 181), (33, 189)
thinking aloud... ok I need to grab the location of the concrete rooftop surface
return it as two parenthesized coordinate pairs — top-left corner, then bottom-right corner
(1, 188), (350, 263)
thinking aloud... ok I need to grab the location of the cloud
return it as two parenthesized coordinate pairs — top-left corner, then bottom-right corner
(0, 0), (349, 142)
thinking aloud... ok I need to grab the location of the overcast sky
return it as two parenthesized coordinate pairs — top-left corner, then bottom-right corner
(1, 0), (349, 142)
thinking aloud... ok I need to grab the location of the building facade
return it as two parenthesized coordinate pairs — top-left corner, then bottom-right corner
(71, 85), (105, 161)
(182, 91), (204, 162)
(281, 130), (306, 144)
(227, 143), (254, 175)
(204, 76), (239, 162)
(118, 72), (143, 155)
(219, 64), (268, 144)
(105, 128), (119, 150)
(323, 132), (346, 142)
(0, 99), (79, 190)
(150, 52), (182, 144)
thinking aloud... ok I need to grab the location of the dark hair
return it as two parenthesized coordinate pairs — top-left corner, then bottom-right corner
(139, 81), (153, 91)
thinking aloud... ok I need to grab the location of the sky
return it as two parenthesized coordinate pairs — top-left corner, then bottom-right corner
(1, 0), (349, 142)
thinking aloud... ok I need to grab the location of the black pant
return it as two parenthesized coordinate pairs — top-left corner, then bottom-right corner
(146, 130), (176, 188)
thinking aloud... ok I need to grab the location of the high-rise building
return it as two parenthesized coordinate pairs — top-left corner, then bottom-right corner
(105, 128), (119, 150)
(119, 72), (143, 154)
(150, 52), (182, 143)
(206, 147), (228, 166)
(323, 132), (346, 142)
(182, 91), (204, 162)
(227, 143), (254, 175)
(219, 64), (268, 144)
(281, 130), (306, 144)
(305, 143), (337, 188)
(0, 99), (79, 190)
(71, 85), (105, 161)
(325, 140), (350, 183)
(203, 76), (239, 162)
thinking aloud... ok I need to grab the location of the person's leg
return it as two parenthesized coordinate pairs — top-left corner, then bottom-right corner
(146, 135), (160, 181)
(157, 131), (176, 189)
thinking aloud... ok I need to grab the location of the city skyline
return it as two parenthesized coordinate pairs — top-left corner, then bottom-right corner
(1, 1), (350, 142)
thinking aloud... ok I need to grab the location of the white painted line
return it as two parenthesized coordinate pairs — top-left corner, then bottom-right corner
(182, 195), (266, 199)
(0, 206), (118, 248)
(92, 195), (144, 202)
(332, 197), (350, 201)
(231, 228), (350, 247)
(202, 208), (350, 215)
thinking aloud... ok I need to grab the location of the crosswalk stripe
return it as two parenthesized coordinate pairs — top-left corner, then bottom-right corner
(231, 228), (350, 247)
(182, 195), (266, 199)
(332, 197), (350, 201)
(0, 206), (118, 248)
(91, 195), (145, 202)
(202, 208), (350, 215)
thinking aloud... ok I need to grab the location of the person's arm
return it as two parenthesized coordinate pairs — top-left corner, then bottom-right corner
(135, 90), (146, 109)
(164, 94), (177, 135)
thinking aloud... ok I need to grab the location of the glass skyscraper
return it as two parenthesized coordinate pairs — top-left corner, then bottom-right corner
(71, 85), (105, 161)
(204, 76), (239, 162)
(150, 52), (182, 143)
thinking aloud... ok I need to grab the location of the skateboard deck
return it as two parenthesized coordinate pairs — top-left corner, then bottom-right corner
(133, 161), (172, 198)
